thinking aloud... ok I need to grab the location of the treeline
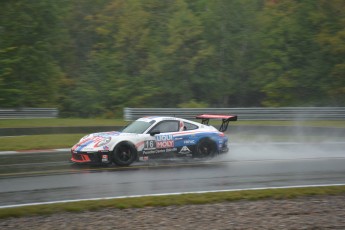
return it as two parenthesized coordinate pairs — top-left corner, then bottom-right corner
(0, 0), (344, 117)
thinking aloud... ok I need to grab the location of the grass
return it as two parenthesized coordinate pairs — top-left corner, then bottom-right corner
(1, 185), (344, 219)
(0, 119), (344, 128)
(0, 134), (85, 151)
(0, 119), (343, 151)
(0, 118), (126, 128)
(1, 132), (342, 151)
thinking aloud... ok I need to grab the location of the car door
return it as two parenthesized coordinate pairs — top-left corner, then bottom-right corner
(173, 121), (199, 155)
(146, 120), (180, 155)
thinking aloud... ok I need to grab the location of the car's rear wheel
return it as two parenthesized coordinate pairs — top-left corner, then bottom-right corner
(195, 138), (217, 158)
(112, 142), (136, 166)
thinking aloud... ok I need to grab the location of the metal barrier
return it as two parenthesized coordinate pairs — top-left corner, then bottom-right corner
(0, 108), (58, 119)
(2, 107), (344, 120)
(124, 107), (345, 121)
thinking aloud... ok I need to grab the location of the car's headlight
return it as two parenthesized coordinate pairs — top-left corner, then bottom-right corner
(95, 137), (112, 147)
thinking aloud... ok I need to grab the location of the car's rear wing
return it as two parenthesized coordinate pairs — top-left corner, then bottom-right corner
(196, 114), (238, 132)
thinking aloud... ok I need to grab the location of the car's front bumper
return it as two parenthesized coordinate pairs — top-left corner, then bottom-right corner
(71, 151), (111, 164)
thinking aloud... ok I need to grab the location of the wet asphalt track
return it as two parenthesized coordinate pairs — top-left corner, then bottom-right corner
(0, 141), (345, 207)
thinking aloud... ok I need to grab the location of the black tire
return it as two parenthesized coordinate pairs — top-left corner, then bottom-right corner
(112, 142), (137, 166)
(195, 138), (217, 158)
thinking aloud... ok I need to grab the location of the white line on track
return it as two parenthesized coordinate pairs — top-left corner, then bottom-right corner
(1, 183), (345, 209)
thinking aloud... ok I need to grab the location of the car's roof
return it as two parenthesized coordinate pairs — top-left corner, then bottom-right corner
(137, 116), (183, 122)
(138, 116), (206, 127)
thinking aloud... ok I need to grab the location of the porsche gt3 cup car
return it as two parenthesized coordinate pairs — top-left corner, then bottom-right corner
(71, 114), (237, 166)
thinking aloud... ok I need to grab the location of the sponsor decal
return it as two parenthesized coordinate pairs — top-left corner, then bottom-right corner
(179, 146), (191, 154)
(143, 150), (156, 155)
(157, 141), (174, 148)
(165, 148), (177, 153)
(183, 140), (196, 145)
(139, 156), (149, 161)
(102, 154), (109, 163)
(156, 135), (174, 149)
(103, 146), (109, 151)
(94, 136), (111, 147)
(143, 148), (177, 155)
(155, 134), (173, 141)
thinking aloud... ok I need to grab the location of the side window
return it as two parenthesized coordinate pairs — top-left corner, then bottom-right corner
(150, 120), (179, 133)
(184, 122), (198, 131)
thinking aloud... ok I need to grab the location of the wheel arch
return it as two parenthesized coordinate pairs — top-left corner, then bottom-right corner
(195, 137), (219, 157)
(197, 136), (219, 152)
(111, 140), (138, 165)
(113, 140), (136, 149)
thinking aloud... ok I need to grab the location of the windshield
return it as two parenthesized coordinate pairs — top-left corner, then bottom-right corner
(121, 120), (154, 134)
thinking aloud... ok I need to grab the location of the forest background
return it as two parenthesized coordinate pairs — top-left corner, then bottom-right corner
(0, 0), (344, 118)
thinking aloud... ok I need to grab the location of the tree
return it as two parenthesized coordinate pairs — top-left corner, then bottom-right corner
(255, 0), (345, 106)
(57, 0), (110, 117)
(1, 0), (343, 117)
(315, 0), (345, 105)
(155, 0), (213, 106)
(198, 0), (263, 107)
(0, 0), (65, 107)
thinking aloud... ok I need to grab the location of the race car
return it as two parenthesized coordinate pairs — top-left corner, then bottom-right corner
(71, 114), (237, 166)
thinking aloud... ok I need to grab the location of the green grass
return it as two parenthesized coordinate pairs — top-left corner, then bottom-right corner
(1, 132), (342, 151)
(0, 119), (343, 151)
(0, 134), (85, 151)
(0, 119), (344, 128)
(1, 185), (344, 219)
(0, 118), (127, 128)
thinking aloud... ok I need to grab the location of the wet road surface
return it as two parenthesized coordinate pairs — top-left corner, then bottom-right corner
(0, 142), (344, 207)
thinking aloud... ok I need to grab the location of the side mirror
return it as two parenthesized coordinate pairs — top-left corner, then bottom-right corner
(150, 131), (160, 136)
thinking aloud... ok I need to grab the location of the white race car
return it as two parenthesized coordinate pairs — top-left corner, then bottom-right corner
(71, 114), (237, 166)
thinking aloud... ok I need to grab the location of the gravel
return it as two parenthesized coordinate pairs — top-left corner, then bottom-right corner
(1, 195), (345, 230)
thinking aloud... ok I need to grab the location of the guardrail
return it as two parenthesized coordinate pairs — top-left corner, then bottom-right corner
(124, 107), (345, 121)
(0, 108), (58, 119)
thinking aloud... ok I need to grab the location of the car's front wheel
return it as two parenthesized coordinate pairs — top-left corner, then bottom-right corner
(112, 142), (137, 166)
(195, 138), (217, 158)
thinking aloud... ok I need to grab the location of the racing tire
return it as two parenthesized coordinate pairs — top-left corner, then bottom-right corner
(112, 142), (137, 166)
(195, 138), (217, 158)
